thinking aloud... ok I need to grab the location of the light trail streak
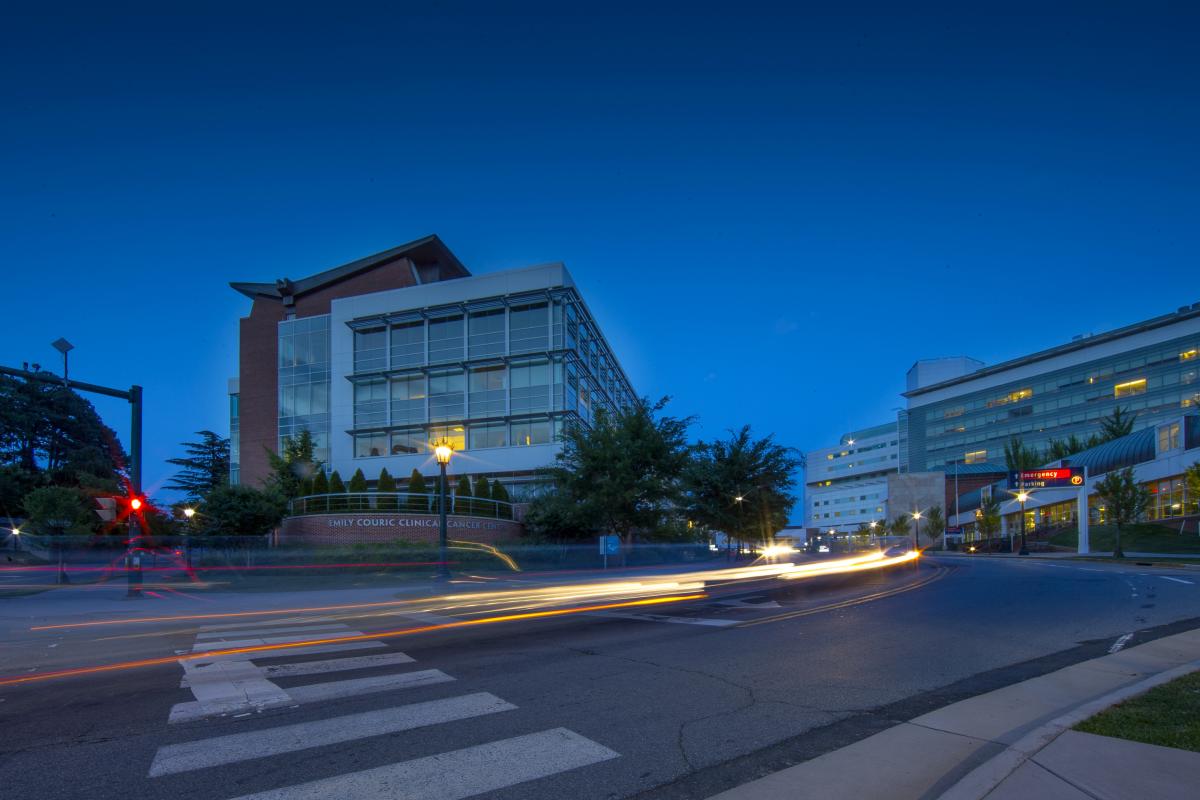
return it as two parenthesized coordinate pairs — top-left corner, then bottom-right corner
(30, 550), (917, 632)
(0, 594), (706, 687)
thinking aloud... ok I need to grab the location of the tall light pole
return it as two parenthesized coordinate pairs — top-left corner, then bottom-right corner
(911, 510), (922, 560)
(733, 493), (744, 561)
(435, 443), (453, 579)
(51, 338), (74, 382)
(10, 526), (19, 552)
(1017, 490), (1030, 555)
(183, 507), (196, 569)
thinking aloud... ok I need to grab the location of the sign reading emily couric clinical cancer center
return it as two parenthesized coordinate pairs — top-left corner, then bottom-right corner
(326, 516), (508, 531)
(1008, 468), (1084, 489)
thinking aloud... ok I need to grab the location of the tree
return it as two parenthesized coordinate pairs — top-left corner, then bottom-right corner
(328, 470), (346, 511)
(455, 474), (474, 516)
(265, 430), (322, 500)
(199, 485), (286, 537)
(686, 425), (800, 548)
(474, 476), (492, 515)
(1099, 406), (1135, 442)
(977, 494), (1002, 540)
(1004, 436), (1042, 471)
(348, 468), (368, 501)
(1187, 462), (1200, 516)
(889, 515), (911, 538)
(1094, 467), (1150, 558)
(308, 470), (329, 512)
(0, 374), (126, 486)
(490, 479), (511, 519)
(525, 397), (692, 544)
(407, 469), (428, 513)
(22, 485), (95, 536)
(377, 468), (396, 511)
(923, 504), (945, 548)
(165, 431), (230, 500)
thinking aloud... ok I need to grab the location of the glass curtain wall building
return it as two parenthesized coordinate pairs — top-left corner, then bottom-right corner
(328, 262), (634, 491)
(902, 304), (1200, 473)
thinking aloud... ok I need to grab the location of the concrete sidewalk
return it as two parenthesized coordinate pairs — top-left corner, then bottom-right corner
(708, 627), (1200, 800)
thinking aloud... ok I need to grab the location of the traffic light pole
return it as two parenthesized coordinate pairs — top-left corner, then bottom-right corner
(0, 365), (143, 597)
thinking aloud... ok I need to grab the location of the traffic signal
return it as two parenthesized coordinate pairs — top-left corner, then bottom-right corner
(130, 497), (143, 511)
(95, 497), (118, 522)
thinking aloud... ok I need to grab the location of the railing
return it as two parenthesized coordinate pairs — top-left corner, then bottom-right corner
(289, 492), (517, 520)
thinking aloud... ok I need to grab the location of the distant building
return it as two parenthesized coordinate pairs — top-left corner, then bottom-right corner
(901, 303), (1200, 474)
(804, 421), (898, 533)
(229, 235), (635, 493)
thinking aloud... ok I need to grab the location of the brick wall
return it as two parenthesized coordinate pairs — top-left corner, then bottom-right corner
(279, 512), (523, 546)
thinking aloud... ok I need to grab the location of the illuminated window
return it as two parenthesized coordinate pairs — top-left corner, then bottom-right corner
(943, 407), (965, 419)
(1114, 378), (1146, 398)
(964, 450), (987, 464)
(986, 388), (1032, 408)
(428, 425), (466, 451)
(827, 454), (834, 460)
(1181, 349), (1198, 362)
(1158, 423), (1181, 452)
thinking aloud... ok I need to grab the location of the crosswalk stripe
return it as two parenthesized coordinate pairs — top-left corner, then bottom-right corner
(181, 651), (416, 688)
(195, 624), (350, 640)
(191, 631), (365, 652)
(191, 641), (387, 662)
(197, 617), (338, 632)
(1160, 576), (1195, 585)
(224, 727), (619, 800)
(149, 692), (517, 777)
(169, 668), (454, 723)
(587, 611), (738, 627)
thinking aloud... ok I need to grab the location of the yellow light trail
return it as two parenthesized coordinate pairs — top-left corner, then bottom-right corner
(1, 594), (706, 687)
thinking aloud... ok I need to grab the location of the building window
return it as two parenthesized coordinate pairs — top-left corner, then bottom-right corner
(354, 328), (387, 372)
(964, 449), (987, 464)
(428, 425), (466, 452)
(468, 309), (506, 359)
(510, 360), (551, 413)
(1114, 378), (1146, 398)
(469, 366), (506, 418)
(390, 375), (426, 425)
(427, 315), (464, 363)
(1158, 422), (1181, 452)
(428, 371), (465, 421)
(511, 418), (552, 446)
(353, 380), (387, 427)
(390, 321), (424, 368)
(510, 302), (549, 354)
(469, 422), (507, 449)
(354, 432), (388, 458)
(390, 428), (424, 455)
(1181, 349), (1198, 362)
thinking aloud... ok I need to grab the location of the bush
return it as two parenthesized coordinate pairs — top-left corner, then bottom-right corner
(377, 468), (396, 511)
(328, 471), (347, 511)
(456, 475), (473, 516)
(199, 485), (286, 536)
(408, 469), (429, 513)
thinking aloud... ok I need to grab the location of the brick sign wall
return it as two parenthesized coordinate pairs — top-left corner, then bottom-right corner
(280, 513), (523, 546)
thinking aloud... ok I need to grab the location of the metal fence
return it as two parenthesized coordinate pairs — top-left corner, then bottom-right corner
(288, 492), (516, 520)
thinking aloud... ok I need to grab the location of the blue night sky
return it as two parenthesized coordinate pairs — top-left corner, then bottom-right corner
(2, 3), (1197, 517)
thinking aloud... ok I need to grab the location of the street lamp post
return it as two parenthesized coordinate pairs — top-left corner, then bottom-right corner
(182, 507), (196, 569)
(911, 510), (922, 566)
(10, 527), (19, 552)
(435, 443), (453, 580)
(733, 493), (744, 561)
(1017, 489), (1030, 555)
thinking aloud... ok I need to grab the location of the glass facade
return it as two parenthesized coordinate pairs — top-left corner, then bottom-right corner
(346, 289), (633, 460)
(907, 333), (1200, 471)
(229, 392), (240, 485)
(278, 315), (331, 465)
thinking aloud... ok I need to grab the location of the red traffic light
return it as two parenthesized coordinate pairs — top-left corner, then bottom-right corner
(130, 497), (143, 511)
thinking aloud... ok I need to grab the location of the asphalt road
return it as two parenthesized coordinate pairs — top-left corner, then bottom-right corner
(2, 555), (1199, 800)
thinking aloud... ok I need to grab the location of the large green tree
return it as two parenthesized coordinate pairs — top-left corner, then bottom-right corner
(265, 430), (322, 499)
(977, 494), (1002, 540)
(686, 425), (799, 548)
(923, 504), (946, 548)
(1099, 406), (1135, 442)
(1094, 466), (1150, 558)
(199, 485), (287, 537)
(525, 398), (692, 544)
(22, 485), (96, 535)
(165, 431), (230, 500)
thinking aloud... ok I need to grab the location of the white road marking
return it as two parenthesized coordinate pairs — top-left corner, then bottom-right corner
(169, 668), (453, 723)
(192, 641), (387, 662)
(196, 617), (338, 632)
(194, 624), (350, 640)
(149, 692), (517, 777)
(1079, 568), (1103, 572)
(1160, 576), (1195, 585)
(224, 727), (619, 800)
(191, 631), (365, 652)
(588, 611), (737, 627)
(181, 651), (417, 687)
(715, 598), (781, 609)
(1109, 633), (1135, 654)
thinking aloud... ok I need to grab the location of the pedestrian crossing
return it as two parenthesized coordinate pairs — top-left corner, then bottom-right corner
(148, 616), (619, 799)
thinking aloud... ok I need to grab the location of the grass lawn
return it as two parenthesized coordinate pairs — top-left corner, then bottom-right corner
(1075, 670), (1200, 752)
(1049, 522), (1200, 554)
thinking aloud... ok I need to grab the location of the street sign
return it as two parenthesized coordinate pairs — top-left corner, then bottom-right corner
(945, 526), (964, 536)
(1008, 468), (1081, 489)
(599, 534), (620, 555)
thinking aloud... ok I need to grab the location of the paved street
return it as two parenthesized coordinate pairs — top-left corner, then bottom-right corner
(1, 556), (1198, 800)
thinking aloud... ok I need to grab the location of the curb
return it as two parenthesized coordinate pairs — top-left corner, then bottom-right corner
(938, 657), (1200, 800)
